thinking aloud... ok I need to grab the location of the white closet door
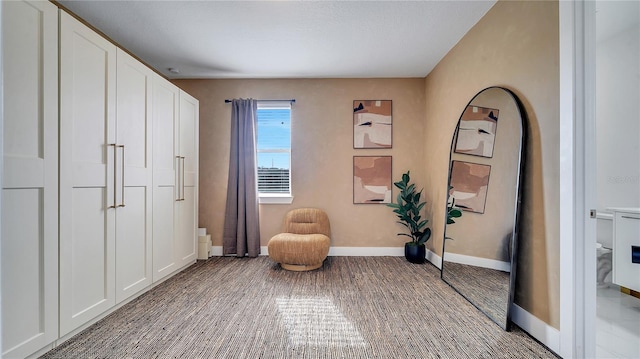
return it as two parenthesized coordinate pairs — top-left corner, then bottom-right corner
(115, 49), (153, 303)
(152, 76), (179, 282)
(177, 91), (199, 267)
(1, 1), (58, 357)
(59, 11), (117, 336)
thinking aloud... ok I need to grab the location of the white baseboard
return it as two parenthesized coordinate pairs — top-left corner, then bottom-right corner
(213, 246), (406, 257)
(213, 245), (443, 270)
(210, 245), (223, 256)
(212, 246), (441, 260)
(209, 246), (271, 256)
(328, 246), (404, 256)
(443, 252), (511, 272)
(510, 303), (560, 354)
(426, 249), (442, 269)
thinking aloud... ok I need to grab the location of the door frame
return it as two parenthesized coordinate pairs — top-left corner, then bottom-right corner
(0, 1), (4, 353)
(559, 1), (597, 358)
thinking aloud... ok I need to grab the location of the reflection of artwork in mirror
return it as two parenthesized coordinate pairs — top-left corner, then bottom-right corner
(454, 105), (499, 158)
(353, 100), (392, 149)
(449, 160), (491, 214)
(353, 156), (392, 204)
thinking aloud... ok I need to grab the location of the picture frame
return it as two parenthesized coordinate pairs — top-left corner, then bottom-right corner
(353, 100), (392, 149)
(353, 156), (392, 204)
(449, 160), (491, 214)
(454, 105), (499, 158)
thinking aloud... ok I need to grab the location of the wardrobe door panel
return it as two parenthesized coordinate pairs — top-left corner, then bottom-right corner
(70, 188), (110, 313)
(116, 186), (150, 301)
(115, 49), (153, 302)
(153, 186), (177, 280)
(152, 77), (179, 281)
(1, 1), (59, 357)
(59, 11), (116, 336)
(180, 91), (198, 187)
(176, 91), (199, 267)
(177, 186), (197, 265)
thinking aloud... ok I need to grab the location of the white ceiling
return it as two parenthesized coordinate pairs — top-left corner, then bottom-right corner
(58, 0), (497, 79)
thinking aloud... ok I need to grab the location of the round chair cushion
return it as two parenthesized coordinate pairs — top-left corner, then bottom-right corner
(267, 233), (330, 271)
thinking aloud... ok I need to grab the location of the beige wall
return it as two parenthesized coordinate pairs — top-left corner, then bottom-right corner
(172, 78), (427, 250)
(423, 0), (559, 328)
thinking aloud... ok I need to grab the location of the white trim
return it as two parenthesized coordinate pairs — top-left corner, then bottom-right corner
(210, 246), (223, 256)
(256, 102), (292, 198)
(511, 304), (560, 355)
(559, 1), (579, 358)
(0, 1), (4, 352)
(328, 247), (404, 256)
(560, 0), (598, 357)
(259, 194), (294, 204)
(212, 246), (444, 267)
(426, 249), (442, 269)
(582, 1), (598, 357)
(443, 252), (510, 272)
(257, 100), (292, 109)
(209, 246), (269, 256)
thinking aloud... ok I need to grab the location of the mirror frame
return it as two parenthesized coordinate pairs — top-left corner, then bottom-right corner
(440, 86), (527, 330)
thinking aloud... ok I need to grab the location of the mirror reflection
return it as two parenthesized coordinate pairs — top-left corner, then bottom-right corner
(441, 87), (525, 330)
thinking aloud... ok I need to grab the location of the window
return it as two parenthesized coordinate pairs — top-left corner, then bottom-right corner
(256, 101), (292, 203)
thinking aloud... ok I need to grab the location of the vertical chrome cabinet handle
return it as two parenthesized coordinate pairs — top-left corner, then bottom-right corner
(118, 145), (125, 207)
(176, 156), (181, 201)
(108, 144), (117, 209)
(181, 156), (186, 201)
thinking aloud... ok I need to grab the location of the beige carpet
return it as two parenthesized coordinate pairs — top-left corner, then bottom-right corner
(41, 257), (558, 358)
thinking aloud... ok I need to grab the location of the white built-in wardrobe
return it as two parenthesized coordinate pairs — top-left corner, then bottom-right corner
(1, 2), (199, 357)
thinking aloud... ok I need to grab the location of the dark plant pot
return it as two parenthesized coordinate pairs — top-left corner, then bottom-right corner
(404, 243), (426, 264)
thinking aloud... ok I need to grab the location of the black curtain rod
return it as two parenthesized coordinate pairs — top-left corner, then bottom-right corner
(224, 99), (295, 103)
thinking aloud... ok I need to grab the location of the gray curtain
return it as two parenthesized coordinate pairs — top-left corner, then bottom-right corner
(223, 99), (261, 257)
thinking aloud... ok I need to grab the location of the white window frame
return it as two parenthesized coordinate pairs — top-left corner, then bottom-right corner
(256, 101), (293, 204)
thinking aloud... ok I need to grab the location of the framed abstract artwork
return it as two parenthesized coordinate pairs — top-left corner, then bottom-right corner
(454, 105), (499, 158)
(353, 100), (392, 149)
(353, 156), (392, 204)
(449, 160), (491, 214)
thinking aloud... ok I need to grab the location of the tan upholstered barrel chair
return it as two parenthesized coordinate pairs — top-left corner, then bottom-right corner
(267, 208), (331, 271)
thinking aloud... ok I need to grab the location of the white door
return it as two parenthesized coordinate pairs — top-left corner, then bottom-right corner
(59, 11), (117, 336)
(1, 1), (59, 356)
(176, 91), (199, 267)
(115, 49), (153, 303)
(152, 76), (179, 282)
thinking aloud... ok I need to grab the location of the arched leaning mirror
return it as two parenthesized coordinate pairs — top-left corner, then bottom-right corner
(441, 87), (526, 330)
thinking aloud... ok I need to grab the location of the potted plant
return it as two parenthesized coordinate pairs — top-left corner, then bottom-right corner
(447, 186), (463, 225)
(444, 186), (463, 242)
(387, 171), (431, 264)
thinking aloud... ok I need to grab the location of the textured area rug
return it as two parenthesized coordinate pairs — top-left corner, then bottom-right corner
(41, 257), (557, 358)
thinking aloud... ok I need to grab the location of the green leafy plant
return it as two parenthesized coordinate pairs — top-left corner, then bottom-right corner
(387, 171), (431, 246)
(445, 186), (463, 241)
(447, 186), (463, 224)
